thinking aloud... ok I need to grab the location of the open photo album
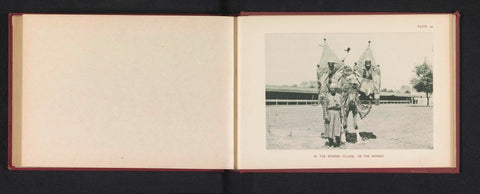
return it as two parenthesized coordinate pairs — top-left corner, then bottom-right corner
(9, 12), (459, 173)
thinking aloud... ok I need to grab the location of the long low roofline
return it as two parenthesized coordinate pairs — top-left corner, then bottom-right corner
(265, 85), (425, 97)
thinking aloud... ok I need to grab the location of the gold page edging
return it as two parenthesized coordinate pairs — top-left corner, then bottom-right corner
(12, 15), (23, 167)
(233, 17), (239, 169)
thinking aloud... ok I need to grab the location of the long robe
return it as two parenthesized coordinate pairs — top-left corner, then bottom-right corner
(324, 93), (343, 138)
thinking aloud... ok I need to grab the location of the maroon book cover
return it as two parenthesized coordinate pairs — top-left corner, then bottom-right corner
(8, 12), (460, 173)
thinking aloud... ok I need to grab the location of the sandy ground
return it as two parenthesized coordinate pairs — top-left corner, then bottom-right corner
(266, 104), (433, 149)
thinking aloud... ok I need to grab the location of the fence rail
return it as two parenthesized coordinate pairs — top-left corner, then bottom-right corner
(266, 99), (318, 105)
(266, 99), (412, 105)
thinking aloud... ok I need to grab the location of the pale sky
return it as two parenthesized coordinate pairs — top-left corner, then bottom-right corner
(265, 33), (433, 90)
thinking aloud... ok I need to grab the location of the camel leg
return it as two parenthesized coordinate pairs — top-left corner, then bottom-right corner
(340, 110), (348, 143)
(375, 93), (380, 105)
(353, 110), (358, 130)
(343, 108), (349, 131)
(352, 110), (362, 142)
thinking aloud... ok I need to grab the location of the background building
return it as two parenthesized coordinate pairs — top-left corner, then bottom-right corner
(266, 85), (428, 105)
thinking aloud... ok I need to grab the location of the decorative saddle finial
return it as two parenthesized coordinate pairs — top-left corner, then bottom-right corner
(345, 47), (351, 53)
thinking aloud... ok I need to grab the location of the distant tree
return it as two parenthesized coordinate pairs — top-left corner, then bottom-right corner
(405, 90), (411, 94)
(300, 81), (309, 88)
(387, 89), (394, 93)
(399, 85), (412, 93)
(380, 88), (388, 92)
(410, 59), (433, 106)
(290, 84), (298, 87)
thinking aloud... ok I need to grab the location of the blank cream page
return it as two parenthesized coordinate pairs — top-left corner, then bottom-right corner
(15, 14), (234, 169)
(236, 14), (455, 170)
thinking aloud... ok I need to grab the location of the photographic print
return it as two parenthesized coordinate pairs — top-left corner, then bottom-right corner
(266, 33), (433, 150)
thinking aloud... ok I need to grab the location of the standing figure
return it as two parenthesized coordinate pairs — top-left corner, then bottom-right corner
(324, 83), (344, 147)
(318, 60), (338, 137)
